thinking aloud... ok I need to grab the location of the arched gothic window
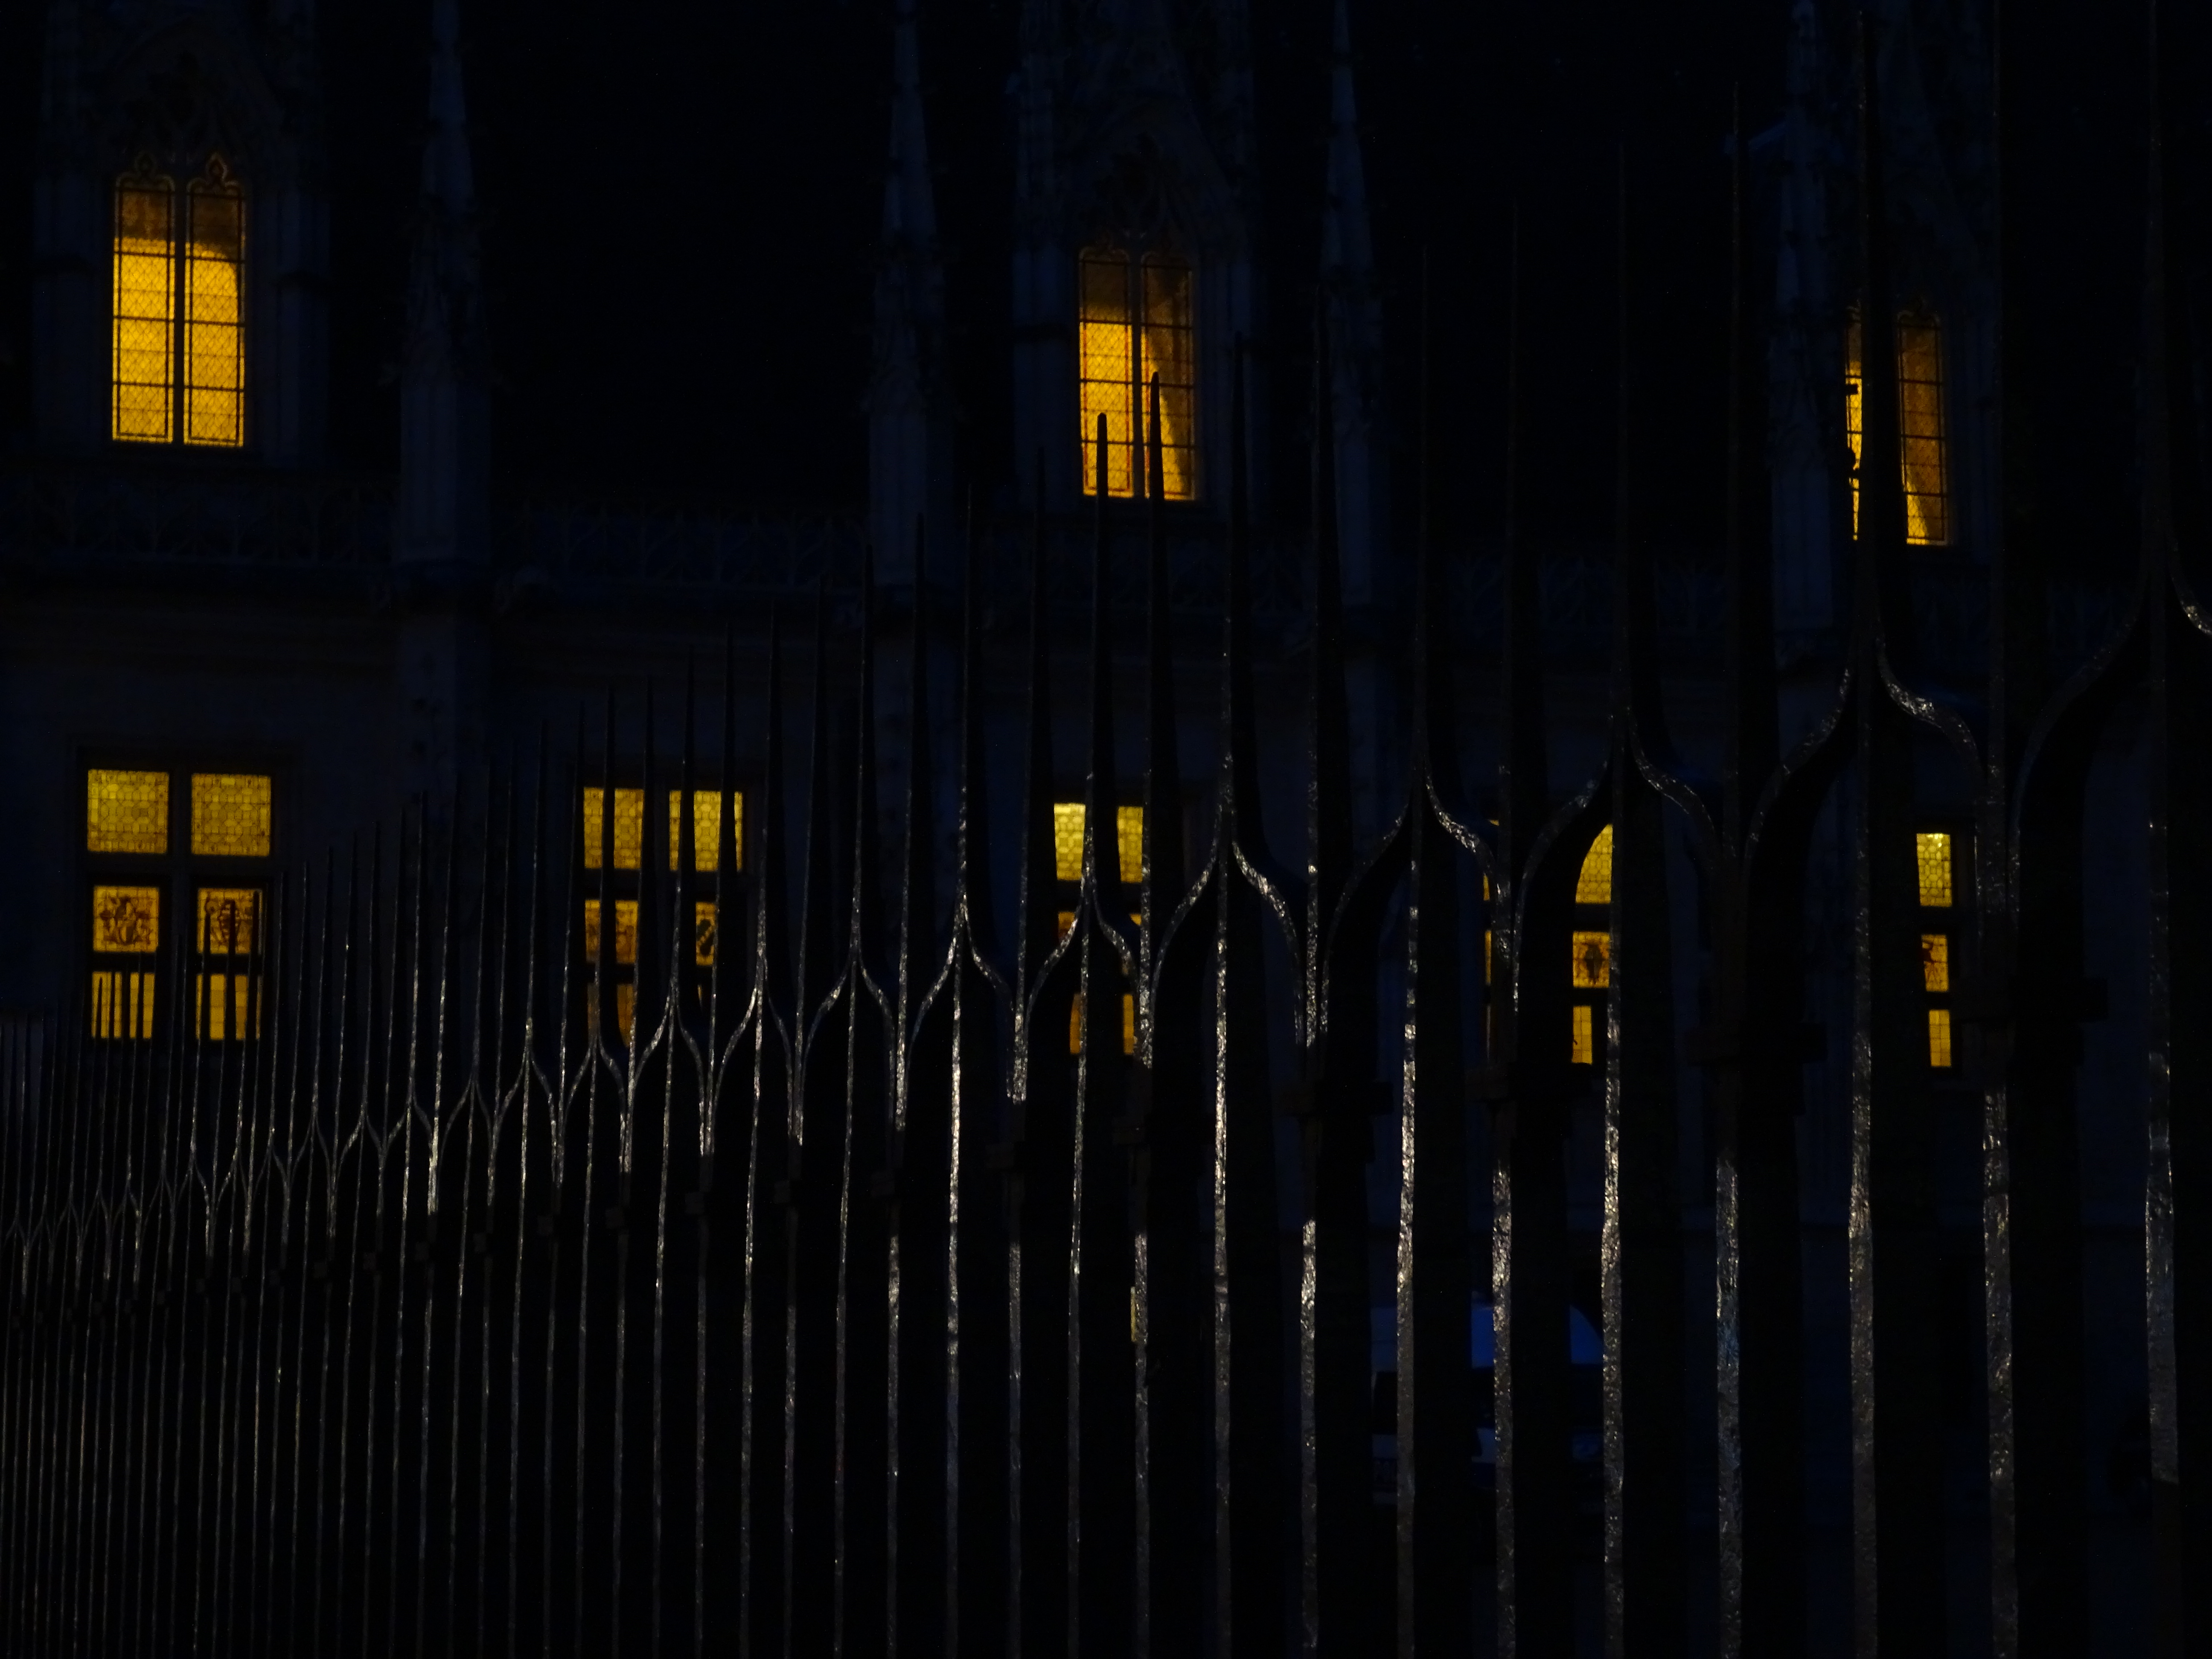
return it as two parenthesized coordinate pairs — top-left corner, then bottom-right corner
(1845, 308), (1949, 545)
(1569, 826), (1613, 1065)
(1077, 245), (1197, 499)
(112, 154), (247, 448)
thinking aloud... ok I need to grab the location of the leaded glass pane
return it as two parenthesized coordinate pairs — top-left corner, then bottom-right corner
(582, 788), (646, 870)
(1054, 802), (1086, 884)
(191, 774), (272, 857)
(1917, 832), (1953, 908)
(183, 162), (246, 449)
(88, 771), (169, 854)
(1920, 932), (1950, 993)
(1576, 825), (1614, 905)
(112, 170), (175, 444)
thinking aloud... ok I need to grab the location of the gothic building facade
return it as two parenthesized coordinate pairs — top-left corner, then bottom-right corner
(0, 0), (2185, 1641)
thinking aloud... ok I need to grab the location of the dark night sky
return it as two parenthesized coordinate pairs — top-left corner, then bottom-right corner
(0, 0), (2202, 572)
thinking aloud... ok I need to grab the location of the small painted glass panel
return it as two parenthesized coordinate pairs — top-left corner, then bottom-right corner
(1920, 933), (1950, 994)
(93, 886), (161, 955)
(197, 888), (262, 956)
(1571, 931), (1611, 989)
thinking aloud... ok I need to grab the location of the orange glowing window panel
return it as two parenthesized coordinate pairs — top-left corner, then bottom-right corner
(1927, 1007), (1953, 1068)
(88, 770), (170, 855)
(1576, 826), (1614, 906)
(191, 774), (272, 857)
(1570, 1004), (1596, 1065)
(1077, 247), (1197, 500)
(693, 902), (719, 968)
(1846, 310), (1948, 545)
(111, 157), (245, 448)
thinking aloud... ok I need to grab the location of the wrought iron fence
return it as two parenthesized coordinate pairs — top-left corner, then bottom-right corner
(5, 30), (2211, 1659)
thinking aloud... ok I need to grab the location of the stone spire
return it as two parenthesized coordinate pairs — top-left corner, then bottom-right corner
(394, 0), (489, 840)
(1768, 0), (1841, 635)
(1320, 0), (1386, 603)
(868, 0), (950, 586)
(397, 0), (488, 566)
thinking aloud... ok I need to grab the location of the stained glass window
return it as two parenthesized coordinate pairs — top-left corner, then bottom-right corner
(87, 881), (162, 1045)
(183, 162), (246, 447)
(1576, 826), (1614, 905)
(1077, 247), (1197, 500)
(693, 902), (718, 968)
(87, 770), (169, 855)
(197, 888), (261, 956)
(190, 774), (272, 857)
(1052, 803), (1144, 885)
(93, 887), (161, 955)
(1068, 991), (1138, 1056)
(582, 789), (646, 871)
(1571, 1004), (1596, 1066)
(112, 166), (176, 444)
(1847, 310), (1949, 545)
(1927, 1007), (1953, 1068)
(195, 973), (261, 1041)
(669, 790), (744, 872)
(91, 973), (157, 1041)
(1920, 933), (1950, 994)
(111, 157), (245, 449)
(1571, 931), (1611, 989)
(582, 899), (640, 966)
(1916, 833), (1953, 908)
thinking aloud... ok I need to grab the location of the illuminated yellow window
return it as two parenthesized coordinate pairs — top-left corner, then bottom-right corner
(1078, 247), (1197, 500)
(1051, 803), (1144, 885)
(191, 774), (272, 857)
(582, 899), (640, 966)
(1571, 931), (1610, 989)
(1928, 1007), (1953, 1068)
(196, 888), (261, 956)
(583, 788), (646, 871)
(91, 972), (157, 1041)
(112, 165), (176, 444)
(195, 972), (262, 1041)
(693, 902), (719, 967)
(1570, 1004), (1596, 1065)
(1846, 310), (1948, 545)
(183, 162), (245, 446)
(1576, 826), (1614, 905)
(1916, 832), (1953, 908)
(110, 156), (246, 449)
(668, 790), (744, 872)
(87, 770), (169, 855)
(1920, 933), (1950, 994)
(1069, 991), (1138, 1056)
